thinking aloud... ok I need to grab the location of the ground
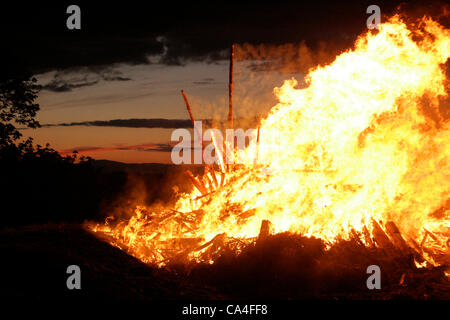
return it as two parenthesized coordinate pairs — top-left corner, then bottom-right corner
(0, 223), (225, 299)
(1, 223), (448, 300)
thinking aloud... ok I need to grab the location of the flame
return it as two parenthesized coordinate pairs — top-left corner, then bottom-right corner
(89, 15), (450, 267)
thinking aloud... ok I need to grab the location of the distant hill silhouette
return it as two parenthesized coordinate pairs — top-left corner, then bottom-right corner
(0, 154), (203, 228)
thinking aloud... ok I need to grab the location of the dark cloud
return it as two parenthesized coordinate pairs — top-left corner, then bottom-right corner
(42, 118), (200, 129)
(58, 142), (205, 155)
(39, 79), (99, 92)
(58, 142), (176, 155)
(39, 117), (261, 129)
(102, 75), (131, 81)
(2, 0), (445, 75)
(38, 67), (132, 92)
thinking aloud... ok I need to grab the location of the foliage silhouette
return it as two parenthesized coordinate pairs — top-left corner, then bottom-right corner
(0, 57), (124, 227)
(0, 56), (177, 228)
(0, 139), (104, 227)
(0, 55), (40, 147)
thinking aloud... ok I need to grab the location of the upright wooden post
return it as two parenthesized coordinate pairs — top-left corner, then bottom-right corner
(255, 115), (261, 164)
(181, 89), (204, 163)
(225, 45), (234, 169)
(228, 44), (234, 130)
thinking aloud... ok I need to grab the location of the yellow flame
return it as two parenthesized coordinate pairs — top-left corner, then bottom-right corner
(89, 15), (450, 267)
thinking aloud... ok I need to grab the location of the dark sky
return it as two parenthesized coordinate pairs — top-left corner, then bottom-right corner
(1, 0), (448, 163)
(1, 0), (445, 74)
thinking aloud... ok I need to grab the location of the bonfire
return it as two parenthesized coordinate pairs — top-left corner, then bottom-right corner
(88, 14), (450, 284)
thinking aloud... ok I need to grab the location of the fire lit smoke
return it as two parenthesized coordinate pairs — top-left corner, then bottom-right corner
(89, 15), (450, 268)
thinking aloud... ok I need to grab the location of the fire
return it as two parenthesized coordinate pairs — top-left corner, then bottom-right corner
(89, 15), (450, 268)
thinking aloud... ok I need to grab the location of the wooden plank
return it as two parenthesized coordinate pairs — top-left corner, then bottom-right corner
(255, 123), (261, 164)
(423, 228), (441, 245)
(181, 89), (203, 153)
(210, 131), (226, 173)
(185, 170), (208, 195)
(224, 45), (235, 171)
(257, 219), (273, 242)
(371, 218), (395, 254)
(206, 165), (219, 188)
(385, 221), (410, 252)
(362, 225), (375, 247)
(228, 45), (234, 130)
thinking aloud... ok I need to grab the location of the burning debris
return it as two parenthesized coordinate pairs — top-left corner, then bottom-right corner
(88, 14), (450, 285)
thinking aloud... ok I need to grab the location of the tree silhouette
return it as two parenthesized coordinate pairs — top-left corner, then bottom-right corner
(0, 56), (106, 227)
(0, 57), (40, 147)
(0, 56), (138, 228)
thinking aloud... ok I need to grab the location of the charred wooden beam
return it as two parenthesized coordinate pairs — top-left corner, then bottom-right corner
(407, 237), (426, 264)
(185, 170), (208, 195)
(255, 122), (261, 164)
(181, 89), (195, 126)
(196, 233), (226, 252)
(202, 168), (214, 192)
(220, 171), (226, 187)
(207, 165), (219, 189)
(257, 219), (273, 242)
(362, 225), (375, 247)
(224, 45), (235, 171)
(228, 45), (234, 131)
(180, 90), (220, 193)
(385, 221), (410, 253)
(181, 89), (203, 152)
(371, 219), (395, 253)
(423, 228), (440, 244)
(350, 228), (364, 246)
(420, 231), (429, 247)
(210, 131), (226, 173)
(409, 237), (423, 253)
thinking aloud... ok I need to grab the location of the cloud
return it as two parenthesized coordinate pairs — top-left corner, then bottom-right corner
(39, 79), (99, 92)
(42, 118), (200, 129)
(58, 141), (203, 155)
(38, 67), (132, 92)
(192, 78), (217, 85)
(58, 142), (176, 155)
(3, 2), (417, 74)
(40, 117), (261, 129)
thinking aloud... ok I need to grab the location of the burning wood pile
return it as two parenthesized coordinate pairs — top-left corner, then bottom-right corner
(88, 14), (450, 289)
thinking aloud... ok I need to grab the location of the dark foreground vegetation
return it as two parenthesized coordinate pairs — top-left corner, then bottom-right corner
(0, 53), (203, 229)
(0, 223), (224, 299)
(183, 233), (450, 299)
(1, 223), (448, 300)
(0, 144), (201, 228)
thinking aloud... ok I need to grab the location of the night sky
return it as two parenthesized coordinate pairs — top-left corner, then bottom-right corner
(0, 0), (447, 162)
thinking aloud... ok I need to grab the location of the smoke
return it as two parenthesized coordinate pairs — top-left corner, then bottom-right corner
(232, 42), (344, 122)
(230, 38), (449, 129)
(97, 165), (205, 225)
(186, 41), (344, 128)
(98, 173), (149, 223)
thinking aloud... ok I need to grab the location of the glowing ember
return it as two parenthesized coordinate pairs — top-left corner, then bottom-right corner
(89, 15), (450, 268)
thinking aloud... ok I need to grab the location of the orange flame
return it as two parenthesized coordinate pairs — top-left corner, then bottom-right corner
(89, 15), (450, 267)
